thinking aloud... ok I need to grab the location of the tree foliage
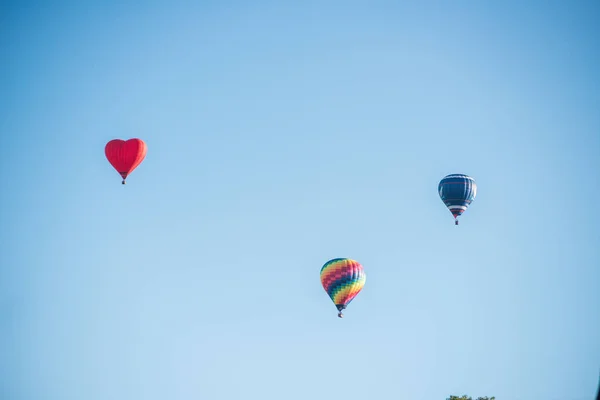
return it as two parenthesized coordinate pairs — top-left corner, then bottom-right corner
(447, 396), (495, 400)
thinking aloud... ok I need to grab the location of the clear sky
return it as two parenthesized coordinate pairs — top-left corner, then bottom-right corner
(1, 1), (599, 399)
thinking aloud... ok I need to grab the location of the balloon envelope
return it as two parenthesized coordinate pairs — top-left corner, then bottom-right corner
(320, 258), (366, 313)
(105, 138), (147, 183)
(438, 174), (477, 223)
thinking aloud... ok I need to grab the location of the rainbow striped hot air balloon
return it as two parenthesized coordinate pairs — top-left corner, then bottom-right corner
(320, 258), (366, 318)
(438, 174), (477, 225)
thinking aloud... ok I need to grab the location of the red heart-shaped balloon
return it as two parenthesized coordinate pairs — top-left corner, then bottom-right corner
(105, 138), (147, 184)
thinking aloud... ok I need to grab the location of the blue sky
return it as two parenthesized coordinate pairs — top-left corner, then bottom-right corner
(1, 1), (599, 399)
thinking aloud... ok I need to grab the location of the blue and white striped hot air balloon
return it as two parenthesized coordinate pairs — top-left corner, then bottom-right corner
(438, 174), (477, 225)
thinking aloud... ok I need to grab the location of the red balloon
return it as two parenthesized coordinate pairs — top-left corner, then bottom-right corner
(105, 138), (147, 184)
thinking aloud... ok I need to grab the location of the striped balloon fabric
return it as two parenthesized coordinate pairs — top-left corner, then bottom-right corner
(320, 258), (366, 318)
(438, 174), (477, 225)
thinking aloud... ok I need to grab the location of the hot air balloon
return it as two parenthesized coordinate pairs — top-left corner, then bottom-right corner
(438, 174), (477, 225)
(320, 258), (366, 318)
(105, 138), (147, 184)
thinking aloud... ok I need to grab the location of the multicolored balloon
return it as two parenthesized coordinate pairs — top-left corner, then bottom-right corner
(438, 174), (477, 225)
(105, 138), (147, 184)
(320, 258), (366, 318)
